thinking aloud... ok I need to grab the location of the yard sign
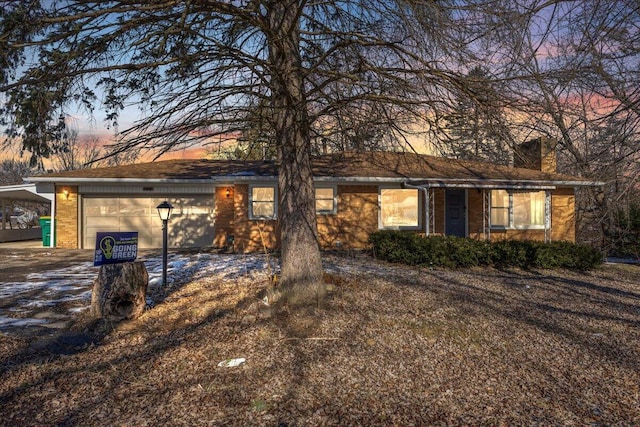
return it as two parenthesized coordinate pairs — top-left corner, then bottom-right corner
(94, 232), (138, 266)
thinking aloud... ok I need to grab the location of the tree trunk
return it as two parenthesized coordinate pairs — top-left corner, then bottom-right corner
(90, 262), (149, 320)
(267, 1), (325, 307)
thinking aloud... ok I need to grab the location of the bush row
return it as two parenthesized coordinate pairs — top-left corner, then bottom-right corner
(369, 231), (603, 270)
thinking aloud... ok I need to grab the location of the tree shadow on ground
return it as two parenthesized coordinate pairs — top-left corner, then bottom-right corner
(383, 265), (640, 371)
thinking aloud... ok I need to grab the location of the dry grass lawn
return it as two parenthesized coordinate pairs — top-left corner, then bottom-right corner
(1, 254), (639, 426)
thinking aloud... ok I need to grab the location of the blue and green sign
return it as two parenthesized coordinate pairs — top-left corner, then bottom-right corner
(94, 232), (139, 266)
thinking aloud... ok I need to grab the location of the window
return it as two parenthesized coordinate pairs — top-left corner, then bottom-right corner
(513, 191), (545, 228)
(380, 189), (419, 228)
(315, 187), (336, 214)
(250, 185), (276, 219)
(490, 190), (546, 229)
(490, 189), (509, 227)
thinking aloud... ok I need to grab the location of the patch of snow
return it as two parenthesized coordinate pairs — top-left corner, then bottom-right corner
(605, 257), (640, 265)
(228, 171), (259, 176)
(0, 252), (372, 334)
(0, 252), (282, 333)
(0, 316), (50, 327)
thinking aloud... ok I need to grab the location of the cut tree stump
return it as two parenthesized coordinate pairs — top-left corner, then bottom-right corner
(90, 262), (149, 321)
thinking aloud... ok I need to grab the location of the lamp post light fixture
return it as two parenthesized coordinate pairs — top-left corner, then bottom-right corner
(156, 201), (174, 287)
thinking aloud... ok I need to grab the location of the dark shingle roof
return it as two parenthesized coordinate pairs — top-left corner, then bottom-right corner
(30, 151), (595, 185)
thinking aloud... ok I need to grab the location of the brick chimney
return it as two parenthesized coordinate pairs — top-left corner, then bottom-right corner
(514, 137), (557, 173)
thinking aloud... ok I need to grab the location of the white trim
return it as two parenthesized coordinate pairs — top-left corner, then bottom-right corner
(545, 190), (552, 242)
(378, 187), (422, 231)
(424, 188), (430, 235)
(314, 185), (337, 215)
(28, 176), (277, 184)
(249, 184), (278, 220)
(0, 183), (53, 202)
(489, 189), (549, 231)
(402, 179), (601, 188)
(79, 184), (216, 194)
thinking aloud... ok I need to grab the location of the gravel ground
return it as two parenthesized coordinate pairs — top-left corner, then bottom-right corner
(1, 253), (639, 426)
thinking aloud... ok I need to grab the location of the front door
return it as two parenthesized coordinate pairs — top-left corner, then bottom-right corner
(445, 189), (466, 237)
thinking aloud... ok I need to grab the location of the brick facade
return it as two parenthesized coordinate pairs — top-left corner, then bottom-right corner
(551, 187), (575, 242)
(317, 185), (379, 249)
(229, 184), (279, 253)
(467, 188), (486, 240)
(515, 137), (557, 174)
(53, 183), (576, 251)
(55, 185), (78, 249)
(213, 186), (235, 248)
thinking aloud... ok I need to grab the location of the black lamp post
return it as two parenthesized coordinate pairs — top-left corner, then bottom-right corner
(156, 201), (174, 287)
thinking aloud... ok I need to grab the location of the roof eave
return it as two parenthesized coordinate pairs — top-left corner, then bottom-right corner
(404, 178), (604, 188)
(26, 175), (604, 188)
(26, 176), (279, 184)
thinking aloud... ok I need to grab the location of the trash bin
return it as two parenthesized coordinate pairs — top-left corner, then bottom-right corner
(39, 216), (55, 246)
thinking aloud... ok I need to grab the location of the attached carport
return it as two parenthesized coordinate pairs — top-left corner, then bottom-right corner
(0, 184), (53, 244)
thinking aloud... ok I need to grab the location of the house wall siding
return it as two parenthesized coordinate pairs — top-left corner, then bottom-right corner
(551, 187), (575, 242)
(56, 186), (78, 249)
(489, 229), (546, 241)
(427, 187), (575, 243)
(232, 184), (279, 253)
(60, 182), (576, 250)
(317, 185), (378, 249)
(467, 189), (486, 240)
(214, 186), (234, 248)
(433, 188), (446, 235)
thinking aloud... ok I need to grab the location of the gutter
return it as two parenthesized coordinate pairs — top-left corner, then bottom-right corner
(403, 178), (604, 189)
(27, 175), (604, 188)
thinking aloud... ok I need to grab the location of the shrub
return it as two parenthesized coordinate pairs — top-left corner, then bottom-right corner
(370, 231), (603, 270)
(490, 240), (539, 269)
(535, 241), (603, 270)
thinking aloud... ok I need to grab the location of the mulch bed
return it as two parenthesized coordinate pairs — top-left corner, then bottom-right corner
(1, 255), (639, 426)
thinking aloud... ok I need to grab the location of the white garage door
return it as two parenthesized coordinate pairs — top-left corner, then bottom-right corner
(83, 196), (215, 249)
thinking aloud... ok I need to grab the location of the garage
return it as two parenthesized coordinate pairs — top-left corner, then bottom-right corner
(82, 195), (216, 249)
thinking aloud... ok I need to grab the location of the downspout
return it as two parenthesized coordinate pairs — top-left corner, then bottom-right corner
(402, 181), (430, 235)
(483, 189), (491, 242)
(482, 189), (486, 240)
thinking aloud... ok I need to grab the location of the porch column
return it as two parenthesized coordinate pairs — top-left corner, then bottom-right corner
(424, 188), (430, 235)
(482, 189), (491, 241)
(544, 190), (551, 243)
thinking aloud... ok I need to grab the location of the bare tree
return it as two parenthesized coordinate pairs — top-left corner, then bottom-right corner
(433, 66), (514, 165)
(1, 1), (484, 306)
(50, 128), (140, 171)
(419, 1), (640, 249)
(50, 129), (102, 171)
(3, 1), (639, 299)
(0, 158), (32, 185)
(487, 1), (640, 249)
